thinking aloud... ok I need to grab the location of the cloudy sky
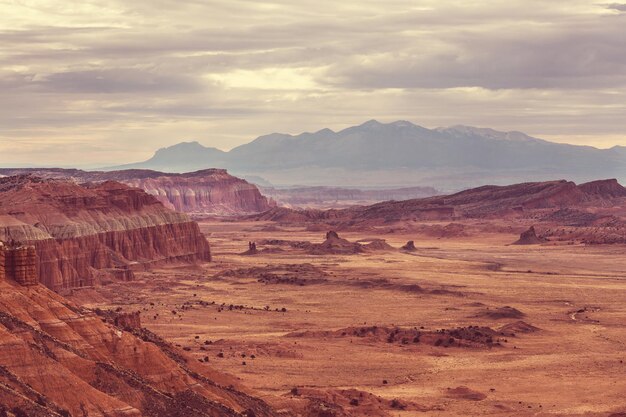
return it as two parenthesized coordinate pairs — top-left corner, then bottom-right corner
(1, 0), (625, 167)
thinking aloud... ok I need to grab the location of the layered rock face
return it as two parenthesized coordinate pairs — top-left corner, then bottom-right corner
(0, 279), (277, 416)
(0, 243), (38, 286)
(0, 168), (274, 216)
(121, 169), (273, 215)
(0, 176), (211, 290)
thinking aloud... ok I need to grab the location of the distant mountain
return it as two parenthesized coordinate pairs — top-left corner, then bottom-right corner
(107, 120), (626, 189)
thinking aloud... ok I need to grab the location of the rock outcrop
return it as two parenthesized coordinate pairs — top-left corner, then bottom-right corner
(241, 241), (259, 255)
(307, 231), (364, 255)
(0, 241), (38, 286)
(0, 168), (274, 216)
(512, 226), (546, 245)
(401, 241), (417, 252)
(0, 278), (278, 416)
(0, 175), (211, 290)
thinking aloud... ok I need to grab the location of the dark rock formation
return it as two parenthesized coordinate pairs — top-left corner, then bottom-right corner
(326, 231), (340, 240)
(361, 239), (395, 251)
(289, 324), (510, 348)
(113, 311), (142, 331)
(512, 226), (545, 245)
(476, 306), (525, 320)
(0, 176), (211, 290)
(446, 386), (487, 401)
(307, 231), (364, 255)
(401, 241), (417, 251)
(498, 321), (540, 336)
(241, 241), (259, 255)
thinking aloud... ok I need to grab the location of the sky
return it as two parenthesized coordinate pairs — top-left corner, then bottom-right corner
(0, 0), (625, 167)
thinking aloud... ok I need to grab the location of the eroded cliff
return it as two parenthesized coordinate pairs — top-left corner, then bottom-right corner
(120, 169), (273, 215)
(0, 168), (274, 216)
(0, 176), (211, 290)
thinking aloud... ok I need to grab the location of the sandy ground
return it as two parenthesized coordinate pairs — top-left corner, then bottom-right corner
(72, 221), (626, 417)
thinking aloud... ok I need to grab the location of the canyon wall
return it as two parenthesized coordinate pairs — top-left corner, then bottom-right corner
(0, 243), (38, 286)
(120, 169), (274, 215)
(0, 168), (274, 216)
(0, 176), (211, 290)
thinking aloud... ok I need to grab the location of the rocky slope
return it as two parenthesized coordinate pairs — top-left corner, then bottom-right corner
(0, 278), (277, 416)
(252, 179), (626, 238)
(0, 168), (273, 216)
(337, 179), (626, 222)
(0, 175), (211, 290)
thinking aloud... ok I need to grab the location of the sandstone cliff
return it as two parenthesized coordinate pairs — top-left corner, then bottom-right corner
(0, 176), (211, 290)
(0, 278), (277, 416)
(0, 242), (38, 286)
(0, 168), (274, 216)
(120, 169), (273, 215)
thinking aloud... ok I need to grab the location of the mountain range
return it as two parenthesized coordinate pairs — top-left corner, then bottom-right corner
(109, 120), (626, 190)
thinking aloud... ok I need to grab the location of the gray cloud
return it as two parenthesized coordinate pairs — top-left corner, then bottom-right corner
(42, 69), (203, 94)
(607, 3), (626, 11)
(0, 0), (624, 166)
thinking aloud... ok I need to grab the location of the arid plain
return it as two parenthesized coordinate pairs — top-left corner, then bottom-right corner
(72, 220), (626, 417)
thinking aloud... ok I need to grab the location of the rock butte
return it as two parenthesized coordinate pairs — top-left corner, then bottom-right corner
(0, 175), (211, 290)
(512, 226), (546, 245)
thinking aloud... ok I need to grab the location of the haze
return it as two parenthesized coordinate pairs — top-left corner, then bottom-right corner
(1, 0), (625, 166)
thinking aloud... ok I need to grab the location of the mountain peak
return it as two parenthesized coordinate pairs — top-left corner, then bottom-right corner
(105, 120), (626, 189)
(161, 140), (205, 151)
(438, 125), (540, 143)
(389, 120), (416, 128)
(360, 119), (383, 128)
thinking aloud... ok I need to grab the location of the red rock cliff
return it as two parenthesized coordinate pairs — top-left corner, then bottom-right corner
(0, 176), (211, 290)
(0, 243), (38, 286)
(120, 169), (274, 215)
(0, 168), (274, 216)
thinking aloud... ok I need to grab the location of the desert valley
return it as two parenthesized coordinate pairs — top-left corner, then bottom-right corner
(0, 166), (625, 416)
(2, 1), (626, 415)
